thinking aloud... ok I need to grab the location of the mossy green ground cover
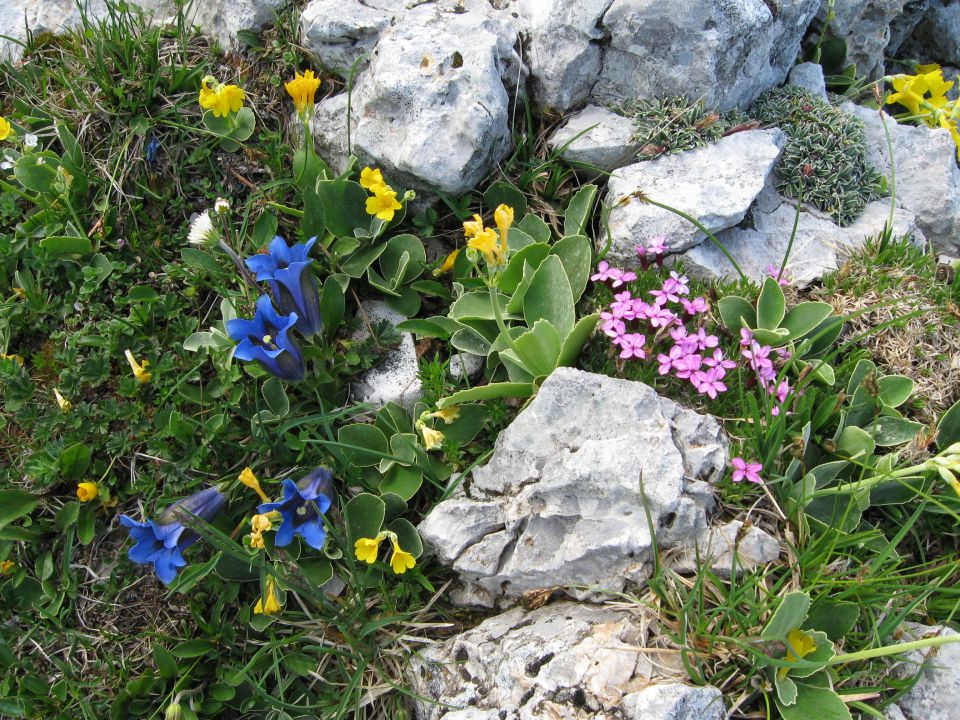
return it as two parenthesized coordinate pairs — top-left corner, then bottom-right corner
(0, 4), (958, 719)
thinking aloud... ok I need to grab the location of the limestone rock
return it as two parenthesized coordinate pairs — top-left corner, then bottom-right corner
(603, 129), (786, 265)
(813, 0), (908, 80)
(448, 351), (484, 381)
(515, 0), (612, 112)
(592, 0), (820, 112)
(299, 0), (397, 75)
(887, 0), (931, 57)
(547, 104), (639, 173)
(418, 368), (727, 608)
(891, 623), (960, 720)
(788, 62), (828, 100)
(681, 197), (922, 286)
(306, 1), (518, 196)
(350, 301), (422, 410)
(885, 704), (909, 720)
(408, 601), (726, 720)
(910, 0), (960, 65)
(672, 520), (781, 577)
(843, 102), (960, 255)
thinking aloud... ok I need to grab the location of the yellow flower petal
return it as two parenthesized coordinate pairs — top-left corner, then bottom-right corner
(76, 482), (99, 502)
(0, 117), (12, 142)
(419, 424), (445, 451)
(0, 560), (14, 575)
(359, 166), (385, 190)
(494, 203), (514, 259)
(463, 214), (485, 239)
(389, 540), (416, 574)
(239, 467), (270, 502)
(354, 536), (382, 564)
(285, 69), (322, 114)
(429, 406), (460, 424)
(434, 248), (461, 276)
(54, 387), (71, 412)
(253, 576), (282, 615)
(124, 349), (152, 384)
(250, 513), (273, 534)
(467, 228), (501, 266)
(364, 184), (402, 222)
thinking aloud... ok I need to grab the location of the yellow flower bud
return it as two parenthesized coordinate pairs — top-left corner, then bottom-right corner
(253, 576), (282, 615)
(239, 467), (270, 502)
(124, 349), (152, 384)
(54, 387), (72, 412)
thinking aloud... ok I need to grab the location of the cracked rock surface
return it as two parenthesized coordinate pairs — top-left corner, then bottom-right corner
(891, 623), (960, 720)
(418, 368), (727, 608)
(408, 601), (727, 720)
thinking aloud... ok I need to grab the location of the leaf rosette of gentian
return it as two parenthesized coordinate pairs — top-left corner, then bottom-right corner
(257, 468), (334, 551)
(119, 486), (226, 585)
(244, 236), (322, 336)
(226, 295), (306, 382)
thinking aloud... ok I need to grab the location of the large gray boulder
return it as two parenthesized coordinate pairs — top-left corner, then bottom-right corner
(304, 0), (519, 196)
(592, 0), (820, 112)
(418, 368), (727, 608)
(547, 104), (639, 173)
(812, 0), (908, 80)
(409, 601), (727, 720)
(909, 0), (960, 65)
(844, 102), (960, 255)
(603, 129), (786, 265)
(681, 194), (922, 286)
(891, 623), (960, 720)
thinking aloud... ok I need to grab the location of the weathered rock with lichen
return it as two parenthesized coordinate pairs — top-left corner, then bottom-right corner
(418, 368), (727, 608)
(350, 301), (422, 410)
(408, 601), (727, 720)
(891, 623), (960, 720)
(546, 104), (639, 172)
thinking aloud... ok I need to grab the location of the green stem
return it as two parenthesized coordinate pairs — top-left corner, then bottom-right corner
(878, 104), (897, 232)
(831, 632), (960, 665)
(778, 187), (803, 283)
(644, 197), (746, 282)
(811, 464), (930, 498)
(488, 276), (523, 360)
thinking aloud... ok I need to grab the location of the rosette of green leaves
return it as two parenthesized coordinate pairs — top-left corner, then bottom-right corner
(202, 107), (255, 152)
(719, 276), (841, 384)
(756, 591), (855, 720)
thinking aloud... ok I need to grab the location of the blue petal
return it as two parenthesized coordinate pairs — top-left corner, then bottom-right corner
(129, 538), (162, 564)
(245, 253), (280, 281)
(275, 516), (296, 547)
(297, 519), (326, 551)
(226, 315), (266, 344)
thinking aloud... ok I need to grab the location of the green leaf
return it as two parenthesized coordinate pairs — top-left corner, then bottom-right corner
(877, 375), (914, 408)
(836, 426), (875, 459)
(395, 316), (460, 339)
(316, 180), (369, 238)
(60, 443), (91, 480)
(781, 302), (833, 340)
(450, 290), (514, 322)
(523, 255), (575, 337)
(483, 181), (526, 217)
(938, 398), (960, 449)
(378, 465), (422, 501)
(718, 295), (757, 332)
(230, 107), (255, 142)
(517, 213), (551, 243)
(557, 313), (600, 367)
(261, 377), (289, 417)
(751, 326), (791, 346)
(774, 672), (798, 706)
(301, 186), (326, 241)
(846, 359), (877, 396)
(777, 677), (852, 720)
(298, 557), (333, 587)
(341, 243), (387, 278)
(386, 517), (423, 558)
(499, 243), (550, 295)
(872, 415), (923, 447)
(337, 424), (390, 467)
(756, 280), (791, 331)
(803, 599), (860, 642)
(0, 490), (40, 527)
(252, 211), (278, 247)
(437, 382), (535, 408)
(440, 404), (488, 445)
(344, 493), (386, 547)
(77, 506), (96, 545)
(563, 184), (598, 236)
(762, 591), (811, 640)
(549, 234), (592, 303)
(55, 502), (81, 530)
(153, 646), (179, 680)
(40, 235), (92, 257)
(512, 320), (562, 377)
(378, 233), (426, 285)
(181, 247), (224, 275)
(319, 279), (345, 342)
(14, 152), (59, 194)
(170, 640), (215, 659)
(450, 327), (492, 356)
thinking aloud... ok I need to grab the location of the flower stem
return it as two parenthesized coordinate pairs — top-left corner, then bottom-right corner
(488, 276), (523, 361)
(831, 632), (960, 665)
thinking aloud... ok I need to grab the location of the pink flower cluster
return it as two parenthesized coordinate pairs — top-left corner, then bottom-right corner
(738, 328), (792, 416)
(635, 235), (668, 270)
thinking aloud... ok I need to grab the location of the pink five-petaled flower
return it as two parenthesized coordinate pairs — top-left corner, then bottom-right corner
(610, 268), (637, 288)
(646, 235), (667, 255)
(765, 264), (793, 286)
(739, 327), (754, 347)
(670, 325), (700, 355)
(669, 271), (690, 296)
(601, 313), (626, 339)
(770, 379), (791, 416)
(731, 457), (763, 484)
(591, 261), (616, 283)
(692, 367), (728, 399)
(657, 345), (685, 375)
(674, 352), (703, 380)
(647, 305), (677, 328)
(694, 328), (719, 351)
(742, 341), (774, 373)
(703, 348), (737, 372)
(680, 296), (709, 315)
(618, 333), (646, 360)
(610, 291), (636, 319)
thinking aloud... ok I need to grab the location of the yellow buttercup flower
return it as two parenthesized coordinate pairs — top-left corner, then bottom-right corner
(0, 117), (12, 141)
(494, 203), (514, 259)
(429, 406), (460, 424)
(359, 166), (385, 191)
(253, 576), (282, 615)
(199, 76), (246, 118)
(778, 628), (818, 678)
(239, 467), (270, 502)
(418, 423), (444, 451)
(54, 387), (71, 412)
(365, 183), (402, 222)
(124, 349), (151, 384)
(354, 535), (383, 564)
(76, 482), (99, 502)
(389, 539), (416, 574)
(285, 69), (321, 114)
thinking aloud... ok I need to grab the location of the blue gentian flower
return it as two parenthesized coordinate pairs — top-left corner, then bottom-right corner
(145, 136), (160, 168)
(226, 294), (306, 382)
(245, 236), (322, 336)
(119, 486), (226, 585)
(257, 468), (334, 551)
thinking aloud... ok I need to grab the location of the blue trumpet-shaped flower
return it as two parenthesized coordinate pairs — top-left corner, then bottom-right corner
(257, 468), (334, 551)
(119, 486), (226, 585)
(245, 236), (322, 336)
(226, 294), (306, 382)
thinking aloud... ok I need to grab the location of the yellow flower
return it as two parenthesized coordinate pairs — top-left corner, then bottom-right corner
(250, 513), (273, 534)
(434, 248), (461, 276)
(12, 287), (26, 300)
(359, 166), (385, 190)
(239, 467), (270, 502)
(467, 227), (501, 266)
(939, 113), (960, 159)
(253, 576), (282, 615)
(354, 535), (383, 564)
(419, 423), (445, 451)
(0, 560), (13, 575)
(389, 539), (416, 574)
(365, 184), (402, 222)
(887, 74), (929, 116)
(0, 353), (23, 366)
(494, 203), (514, 259)
(285, 69), (321, 114)
(124, 349), (151, 384)
(77, 482), (99, 502)
(0, 117), (12, 141)
(462, 214), (485, 239)
(778, 628), (818, 678)
(54, 387), (71, 412)
(920, 67), (954, 109)
(429, 406), (460, 424)
(199, 76), (246, 118)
